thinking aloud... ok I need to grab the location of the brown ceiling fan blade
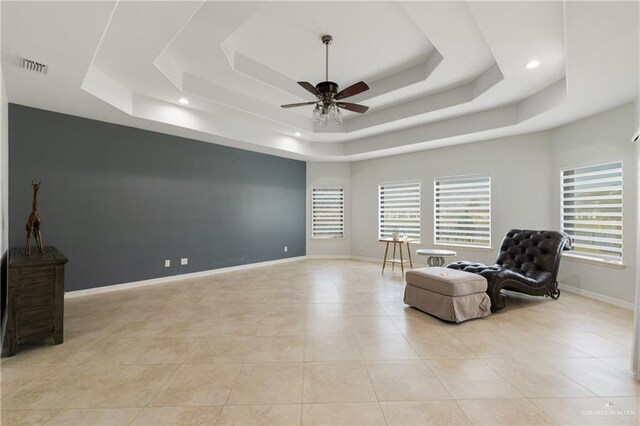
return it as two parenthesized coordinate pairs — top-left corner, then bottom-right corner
(297, 81), (320, 96)
(336, 102), (369, 113)
(281, 101), (317, 108)
(335, 81), (369, 100)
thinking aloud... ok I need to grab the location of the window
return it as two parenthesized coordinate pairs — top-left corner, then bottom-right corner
(561, 161), (623, 262)
(311, 187), (344, 239)
(434, 175), (491, 247)
(378, 182), (421, 240)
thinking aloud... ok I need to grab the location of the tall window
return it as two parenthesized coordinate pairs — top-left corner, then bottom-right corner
(311, 187), (344, 239)
(434, 175), (491, 247)
(378, 182), (421, 240)
(561, 161), (623, 262)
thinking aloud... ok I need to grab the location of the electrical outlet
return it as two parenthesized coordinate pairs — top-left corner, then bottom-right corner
(359, 245), (364, 251)
(181, 258), (188, 265)
(284, 246), (288, 252)
(164, 260), (171, 268)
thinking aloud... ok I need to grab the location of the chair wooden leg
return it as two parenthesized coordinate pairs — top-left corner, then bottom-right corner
(399, 243), (404, 276)
(406, 243), (413, 269)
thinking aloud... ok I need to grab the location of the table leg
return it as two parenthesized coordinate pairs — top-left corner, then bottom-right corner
(382, 242), (389, 274)
(392, 242), (397, 271)
(406, 243), (413, 269)
(399, 243), (404, 276)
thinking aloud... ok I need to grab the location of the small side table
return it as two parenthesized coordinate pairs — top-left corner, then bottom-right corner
(379, 239), (419, 276)
(416, 249), (457, 267)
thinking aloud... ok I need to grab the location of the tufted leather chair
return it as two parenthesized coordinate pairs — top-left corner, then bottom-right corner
(447, 229), (572, 311)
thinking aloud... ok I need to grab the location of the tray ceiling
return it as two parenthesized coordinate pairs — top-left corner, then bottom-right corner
(1, 1), (638, 161)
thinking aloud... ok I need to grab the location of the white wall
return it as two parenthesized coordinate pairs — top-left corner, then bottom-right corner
(349, 132), (553, 265)
(549, 103), (638, 303)
(306, 162), (351, 257)
(305, 102), (639, 305)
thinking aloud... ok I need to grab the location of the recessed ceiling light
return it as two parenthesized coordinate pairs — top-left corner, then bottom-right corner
(294, 132), (301, 137)
(526, 60), (541, 69)
(178, 97), (189, 105)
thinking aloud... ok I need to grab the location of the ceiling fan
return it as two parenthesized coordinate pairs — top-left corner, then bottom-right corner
(281, 35), (369, 125)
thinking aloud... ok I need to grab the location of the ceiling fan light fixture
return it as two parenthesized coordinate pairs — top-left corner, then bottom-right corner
(312, 105), (321, 123)
(281, 35), (369, 125)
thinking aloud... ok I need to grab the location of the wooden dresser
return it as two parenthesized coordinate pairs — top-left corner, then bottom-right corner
(4, 246), (68, 356)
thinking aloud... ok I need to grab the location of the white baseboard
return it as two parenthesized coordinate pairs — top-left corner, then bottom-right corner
(65, 256), (307, 298)
(558, 283), (634, 310)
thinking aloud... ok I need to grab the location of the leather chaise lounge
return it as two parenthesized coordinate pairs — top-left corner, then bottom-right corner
(447, 229), (572, 311)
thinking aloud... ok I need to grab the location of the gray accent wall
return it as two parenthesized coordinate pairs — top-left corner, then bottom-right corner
(9, 104), (306, 292)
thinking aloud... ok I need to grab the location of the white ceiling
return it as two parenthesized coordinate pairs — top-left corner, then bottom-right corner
(2, 1), (638, 161)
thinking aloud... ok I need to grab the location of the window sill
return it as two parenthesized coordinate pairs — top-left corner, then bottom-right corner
(433, 243), (493, 252)
(310, 237), (346, 241)
(563, 253), (626, 269)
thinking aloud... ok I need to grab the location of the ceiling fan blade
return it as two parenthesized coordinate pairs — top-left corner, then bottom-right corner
(297, 81), (320, 96)
(281, 101), (317, 108)
(336, 102), (369, 113)
(335, 81), (369, 100)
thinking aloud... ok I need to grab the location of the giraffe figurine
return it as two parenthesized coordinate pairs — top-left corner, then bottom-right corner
(25, 181), (45, 256)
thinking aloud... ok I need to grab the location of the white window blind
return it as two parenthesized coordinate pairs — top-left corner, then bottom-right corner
(434, 175), (491, 247)
(561, 161), (623, 262)
(378, 182), (421, 240)
(312, 187), (344, 239)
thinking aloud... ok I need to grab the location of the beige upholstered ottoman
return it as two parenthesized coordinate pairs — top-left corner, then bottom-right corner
(404, 267), (491, 323)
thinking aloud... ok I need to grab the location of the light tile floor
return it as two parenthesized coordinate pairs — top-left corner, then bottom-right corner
(1, 259), (638, 425)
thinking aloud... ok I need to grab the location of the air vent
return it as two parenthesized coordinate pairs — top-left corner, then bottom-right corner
(21, 57), (48, 75)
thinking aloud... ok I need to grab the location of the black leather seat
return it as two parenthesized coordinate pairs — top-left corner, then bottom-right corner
(447, 229), (571, 311)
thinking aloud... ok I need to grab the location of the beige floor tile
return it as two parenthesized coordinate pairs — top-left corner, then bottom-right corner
(0, 339), (100, 367)
(559, 332), (630, 357)
(160, 317), (259, 337)
(256, 316), (306, 336)
(1, 366), (102, 409)
(1, 365), (54, 397)
(455, 331), (589, 358)
(345, 316), (402, 336)
(3, 259), (636, 426)
(150, 364), (241, 407)
(186, 336), (304, 363)
(131, 406), (223, 425)
(217, 404), (301, 425)
(457, 399), (555, 425)
(483, 358), (594, 398)
(67, 365), (177, 408)
(305, 317), (354, 336)
(404, 332), (477, 359)
(380, 401), (471, 425)
(304, 335), (362, 361)
(45, 408), (142, 425)
(61, 338), (150, 366)
(306, 302), (387, 317)
(549, 357), (640, 397)
(303, 362), (377, 403)
(0, 409), (60, 425)
(532, 397), (640, 425)
(598, 357), (633, 374)
(226, 363), (303, 405)
(124, 337), (201, 364)
(302, 402), (386, 425)
(355, 334), (420, 360)
(425, 359), (523, 400)
(366, 360), (450, 401)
